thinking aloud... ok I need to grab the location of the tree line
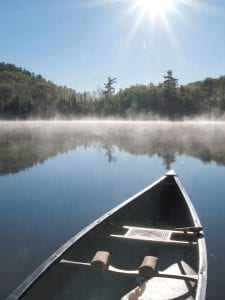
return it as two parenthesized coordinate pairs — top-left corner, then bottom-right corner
(0, 62), (225, 119)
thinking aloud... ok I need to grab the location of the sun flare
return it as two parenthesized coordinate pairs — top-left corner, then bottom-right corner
(91, 0), (212, 55)
(134, 0), (175, 17)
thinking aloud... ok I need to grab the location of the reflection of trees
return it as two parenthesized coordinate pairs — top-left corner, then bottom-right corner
(103, 145), (116, 163)
(0, 122), (225, 175)
(159, 151), (176, 171)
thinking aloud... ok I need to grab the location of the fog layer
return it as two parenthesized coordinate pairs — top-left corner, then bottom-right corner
(0, 121), (224, 175)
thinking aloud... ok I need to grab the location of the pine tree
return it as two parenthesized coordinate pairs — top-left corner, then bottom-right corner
(163, 70), (178, 97)
(163, 70), (179, 117)
(103, 77), (117, 97)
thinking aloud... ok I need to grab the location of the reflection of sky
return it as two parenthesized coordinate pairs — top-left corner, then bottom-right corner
(0, 125), (225, 298)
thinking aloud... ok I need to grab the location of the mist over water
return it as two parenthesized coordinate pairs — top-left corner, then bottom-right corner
(0, 120), (225, 175)
(0, 120), (225, 299)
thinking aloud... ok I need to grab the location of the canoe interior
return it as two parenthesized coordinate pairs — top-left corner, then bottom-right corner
(18, 175), (199, 300)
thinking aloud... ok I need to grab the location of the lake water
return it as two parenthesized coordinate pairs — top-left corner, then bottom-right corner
(0, 121), (225, 299)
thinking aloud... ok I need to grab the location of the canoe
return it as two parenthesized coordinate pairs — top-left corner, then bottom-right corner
(7, 170), (207, 300)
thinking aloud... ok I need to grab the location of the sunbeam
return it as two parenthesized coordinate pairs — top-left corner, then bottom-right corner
(87, 0), (219, 54)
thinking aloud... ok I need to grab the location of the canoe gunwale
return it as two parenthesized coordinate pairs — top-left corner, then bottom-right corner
(174, 175), (207, 300)
(6, 171), (207, 300)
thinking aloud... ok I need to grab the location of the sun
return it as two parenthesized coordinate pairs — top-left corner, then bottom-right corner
(134, 0), (175, 17)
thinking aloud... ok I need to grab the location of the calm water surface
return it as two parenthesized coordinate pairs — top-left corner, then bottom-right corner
(0, 121), (225, 299)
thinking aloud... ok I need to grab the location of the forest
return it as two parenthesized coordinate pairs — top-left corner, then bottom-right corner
(0, 62), (225, 119)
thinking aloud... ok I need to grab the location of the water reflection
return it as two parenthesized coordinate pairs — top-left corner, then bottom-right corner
(1, 121), (225, 299)
(0, 121), (225, 175)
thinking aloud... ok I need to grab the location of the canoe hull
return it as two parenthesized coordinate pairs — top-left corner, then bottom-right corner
(7, 171), (207, 300)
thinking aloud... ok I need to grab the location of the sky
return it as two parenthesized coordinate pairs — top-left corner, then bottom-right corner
(0, 0), (225, 92)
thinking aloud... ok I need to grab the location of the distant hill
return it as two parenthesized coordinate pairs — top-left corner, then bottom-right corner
(0, 62), (80, 118)
(0, 62), (225, 119)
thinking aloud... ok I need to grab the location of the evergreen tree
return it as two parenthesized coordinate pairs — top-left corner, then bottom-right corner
(163, 70), (178, 97)
(102, 77), (117, 115)
(163, 70), (179, 117)
(103, 77), (117, 97)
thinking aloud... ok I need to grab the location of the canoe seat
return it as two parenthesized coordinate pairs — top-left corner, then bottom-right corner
(110, 226), (198, 245)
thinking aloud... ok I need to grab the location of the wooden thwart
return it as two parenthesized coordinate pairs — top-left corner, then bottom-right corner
(139, 256), (158, 277)
(175, 226), (203, 233)
(91, 251), (110, 272)
(60, 252), (198, 282)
